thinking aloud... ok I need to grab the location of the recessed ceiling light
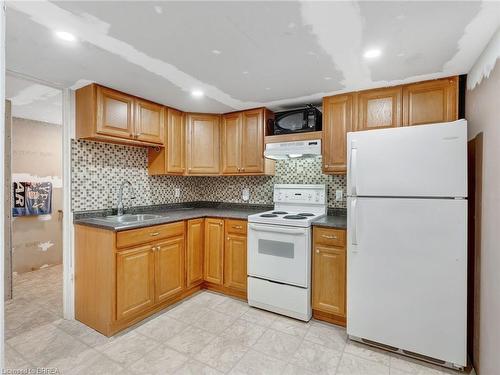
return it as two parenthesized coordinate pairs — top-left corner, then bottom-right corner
(191, 90), (204, 98)
(55, 30), (76, 42)
(363, 48), (382, 59)
(265, 87), (271, 90)
(242, 71), (249, 75)
(324, 77), (332, 80)
(212, 49), (221, 55)
(154, 5), (163, 14)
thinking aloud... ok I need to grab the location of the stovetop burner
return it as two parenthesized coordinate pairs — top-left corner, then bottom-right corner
(272, 211), (288, 215)
(283, 215), (307, 220)
(298, 213), (315, 217)
(260, 214), (278, 218)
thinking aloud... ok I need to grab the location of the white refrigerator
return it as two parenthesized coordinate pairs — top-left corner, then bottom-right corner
(346, 120), (467, 369)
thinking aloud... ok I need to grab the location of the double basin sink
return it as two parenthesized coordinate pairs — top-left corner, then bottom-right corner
(92, 207), (195, 225)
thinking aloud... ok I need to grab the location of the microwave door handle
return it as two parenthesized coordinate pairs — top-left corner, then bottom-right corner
(248, 224), (306, 235)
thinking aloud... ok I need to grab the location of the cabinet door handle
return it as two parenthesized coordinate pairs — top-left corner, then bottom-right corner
(321, 234), (338, 240)
(316, 249), (320, 253)
(232, 225), (243, 229)
(227, 237), (230, 240)
(150, 232), (160, 237)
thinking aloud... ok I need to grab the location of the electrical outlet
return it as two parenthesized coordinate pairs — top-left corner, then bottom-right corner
(242, 188), (250, 202)
(174, 188), (181, 198)
(335, 189), (343, 201)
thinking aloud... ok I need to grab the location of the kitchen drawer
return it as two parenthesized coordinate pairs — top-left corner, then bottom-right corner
(225, 219), (247, 235)
(116, 221), (184, 249)
(314, 227), (346, 248)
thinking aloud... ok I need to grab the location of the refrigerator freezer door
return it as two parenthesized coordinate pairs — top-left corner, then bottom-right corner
(347, 197), (467, 367)
(347, 120), (467, 198)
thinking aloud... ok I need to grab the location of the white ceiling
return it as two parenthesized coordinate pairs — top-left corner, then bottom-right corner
(6, 74), (62, 125)
(6, 1), (500, 113)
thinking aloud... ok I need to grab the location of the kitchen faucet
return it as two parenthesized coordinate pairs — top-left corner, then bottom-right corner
(117, 180), (136, 216)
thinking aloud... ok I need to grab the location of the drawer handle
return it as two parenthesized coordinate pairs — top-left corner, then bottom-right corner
(316, 249), (320, 253)
(232, 225), (243, 229)
(150, 232), (160, 237)
(321, 234), (338, 240)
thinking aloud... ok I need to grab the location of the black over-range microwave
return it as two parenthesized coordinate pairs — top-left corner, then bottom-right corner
(271, 105), (322, 135)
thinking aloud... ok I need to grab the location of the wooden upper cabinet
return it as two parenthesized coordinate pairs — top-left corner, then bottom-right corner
(186, 218), (204, 288)
(134, 99), (164, 144)
(116, 244), (155, 321)
(357, 86), (402, 131)
(403, 77), (458, 126)
(322, 94), (355, 174)
(241, 109), (265, 173)
(221, 112), (242, 174)
(204, 218), (224, 285)
(221, 108), (267, 175)
(76, 84), (165, 147)
(96, 86), (135, 139)
(186, 114), (220, 175)
(167, 109), (186, 173)
(154, 236), (185, 303)
(147, 108), (185, 175)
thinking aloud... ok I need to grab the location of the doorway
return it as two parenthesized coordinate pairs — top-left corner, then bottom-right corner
(4, 73), (64, 340)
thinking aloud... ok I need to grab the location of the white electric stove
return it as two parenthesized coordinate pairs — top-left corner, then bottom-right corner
(247, 184), (327, 321)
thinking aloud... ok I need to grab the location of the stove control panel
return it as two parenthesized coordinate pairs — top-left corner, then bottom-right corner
(273, 184), (326, 205)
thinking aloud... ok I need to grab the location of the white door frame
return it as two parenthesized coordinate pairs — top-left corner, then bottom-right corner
(5, 70), (75, 320)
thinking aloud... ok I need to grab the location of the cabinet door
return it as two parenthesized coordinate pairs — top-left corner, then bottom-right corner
(402, 77), (458, 126)
(186, 114), (220, 175)
(135, 99), (164, 144)
(323, 94), (355, 174)
(96, 86), (135, 139)
(241, 109), (265, 173)
(357, 87), (402, 131)
(204, 218), (224, 285)
(167, 108), (186, 174)
(116, 245), (155, 320)
(187, 218), (204, 287)
(224, 233), (247, 292)
(221, 112), (242, 174)
(155, 236), (185, 303)
(312, 245), (346, 316)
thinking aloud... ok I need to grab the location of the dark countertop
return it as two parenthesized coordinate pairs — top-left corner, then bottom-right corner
(73, 202), (347, 231)
(312, 214), (347, 229)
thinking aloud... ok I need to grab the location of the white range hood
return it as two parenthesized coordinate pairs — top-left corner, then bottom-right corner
(264, 139), (321, 160)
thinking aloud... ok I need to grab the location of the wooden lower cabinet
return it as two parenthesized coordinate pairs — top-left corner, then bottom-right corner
(75, 217), (249, 336)
(224, 220), (247, 293)
(312, 227), (347, 326)
(116, 244), (156, 321)
(155, 236), (185, 303)
(186, 218), (204, 287)
(204, 218), (225, 285)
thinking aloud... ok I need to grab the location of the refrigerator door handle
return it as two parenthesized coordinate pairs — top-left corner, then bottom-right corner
(350, 142), (358, 196)
(351, 198), (358, 246)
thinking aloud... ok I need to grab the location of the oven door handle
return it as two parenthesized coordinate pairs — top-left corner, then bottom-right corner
(248, 223), (307, 235)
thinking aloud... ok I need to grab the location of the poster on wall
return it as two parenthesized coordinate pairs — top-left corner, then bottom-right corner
(12, 182), (52, 217)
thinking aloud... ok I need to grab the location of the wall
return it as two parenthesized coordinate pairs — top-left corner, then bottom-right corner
(71, 139), (347, 212)
(11, 117), (62, 274)
(465, 29), (500, 375)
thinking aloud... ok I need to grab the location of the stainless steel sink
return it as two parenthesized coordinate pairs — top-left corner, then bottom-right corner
(97, 214), (163, 224)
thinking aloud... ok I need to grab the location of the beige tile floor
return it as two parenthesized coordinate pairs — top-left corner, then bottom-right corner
(5, 266), (472, 375)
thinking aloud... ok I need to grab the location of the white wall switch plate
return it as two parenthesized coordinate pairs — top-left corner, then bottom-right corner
(335, 189), (343, 201)
(174, 188), (181, 198)
(242, 188), (250, 201)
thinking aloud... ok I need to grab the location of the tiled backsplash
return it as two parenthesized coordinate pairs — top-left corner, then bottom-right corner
(71, 140), (347, 212)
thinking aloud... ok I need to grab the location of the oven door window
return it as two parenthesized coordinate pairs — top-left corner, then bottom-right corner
(258, 239), (294, 258)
